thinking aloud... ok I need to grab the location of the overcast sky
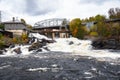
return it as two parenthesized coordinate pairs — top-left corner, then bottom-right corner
(0, 0), (120, 25)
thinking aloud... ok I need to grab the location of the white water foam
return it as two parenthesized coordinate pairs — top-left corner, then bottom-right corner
(47, 38), (92, 52)
(1, 45), (31, 57)
(47, 37), (120, 58)
(29, 33), (50, 40)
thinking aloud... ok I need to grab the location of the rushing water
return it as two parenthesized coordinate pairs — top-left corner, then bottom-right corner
(0, 33), (120, 80)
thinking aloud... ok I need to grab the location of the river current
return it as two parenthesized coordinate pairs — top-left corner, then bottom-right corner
(0, 33), (120, 80)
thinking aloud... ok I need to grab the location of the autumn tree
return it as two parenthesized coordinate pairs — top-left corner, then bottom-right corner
(92, 15), (108, 37)
(69, 18), (81, 37)
(94, 14), (106, 22)
(69, 18), (87, 39)
(21, 18), (32, 29)
(21, 18), (26, 24)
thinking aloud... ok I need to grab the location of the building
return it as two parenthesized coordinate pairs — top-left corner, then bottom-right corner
(2, 17), (27, 37)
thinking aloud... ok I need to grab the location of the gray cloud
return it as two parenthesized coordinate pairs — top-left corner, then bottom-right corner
(80, 0), (112, 4)
(0, 0), (58, 16)
(0, 0), (120, 25)
(25, 0), (58, 16)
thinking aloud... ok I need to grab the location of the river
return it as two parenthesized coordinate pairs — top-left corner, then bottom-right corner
(0, 33), (120, 80)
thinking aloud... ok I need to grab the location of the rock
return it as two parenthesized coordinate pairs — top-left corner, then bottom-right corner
(92, 40), (105, 49)
(41, 41), (47, 46)
(28, 41), (43, 51)
(43, 47), (50, 51)
(69, 41), (74, 45)
(9, 44), (15, 48)
(41, 39), (56, 43)
(92, 39), (120, 50)
(29, 37), (36, 44)
(13, 47), (22, 54)
(0, 50), (3, 54)
(36, 49), (42, 52)
(28, 37), (56, 51)
(47, 40), (56, 43)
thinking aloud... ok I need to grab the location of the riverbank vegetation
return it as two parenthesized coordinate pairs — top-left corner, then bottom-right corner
(0, 33), (29, 49)
(69, 7), (120, 41)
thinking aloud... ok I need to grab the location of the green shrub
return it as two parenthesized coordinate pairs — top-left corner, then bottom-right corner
(0, 33), (3, 39)
(21, 33), (28, 43)
(90, 32), (98, 37)
(0, 40), (4, 48)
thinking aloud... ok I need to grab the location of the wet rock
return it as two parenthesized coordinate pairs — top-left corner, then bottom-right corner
(36, 49), (42, 52)
(29, 37), (36, 44)
(13, 47), (22, 54)
(43, 47), (50, 51)
(28, 38), (55, 51)
(3, 49), (7, 52)
(41, 41), (47, 46)
(0, 50), (3, 54)
(28, 41), (43, 51)
(69, 41), (74, 45)
(47, 40), (56, 43)
(41, 39), (56, 43)
(92, 39), (120, 50)
(9, 44), (15, 48)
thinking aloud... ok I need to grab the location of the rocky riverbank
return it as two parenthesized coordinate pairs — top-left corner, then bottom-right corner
(92, 39), (120, 50)
(0, 36), (56, 55)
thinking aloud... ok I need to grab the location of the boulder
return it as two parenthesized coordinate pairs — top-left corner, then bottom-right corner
(28, 37), (56, 51)
(92, 39), (120, 50)
(13, 47), (22, 54)
(43, 47), (50, 51)
(28, 41), (43, 51)
(9, 44), (15, 48)
(41, 39), (56, 43)
(69, 41), (74, 45)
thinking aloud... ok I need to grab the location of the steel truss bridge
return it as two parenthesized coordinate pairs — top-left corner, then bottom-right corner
(33, 18), (69, 29)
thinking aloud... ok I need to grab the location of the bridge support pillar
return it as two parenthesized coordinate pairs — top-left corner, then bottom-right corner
(66, 33), (69, 38)
(52, 33), (55, 39)
(59, 33), (63, 38)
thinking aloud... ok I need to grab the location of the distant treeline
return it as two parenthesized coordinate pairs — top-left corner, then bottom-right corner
(69, 7), (120, 41)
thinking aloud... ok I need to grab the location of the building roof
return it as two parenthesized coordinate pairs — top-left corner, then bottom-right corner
(2, 21), (27, 30)
(2, 21), (26, 26)
(105, 18), (120, 23)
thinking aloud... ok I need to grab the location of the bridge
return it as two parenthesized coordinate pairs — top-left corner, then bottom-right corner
(33, 18), (69, 29)
(32, 18), (70, 38)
